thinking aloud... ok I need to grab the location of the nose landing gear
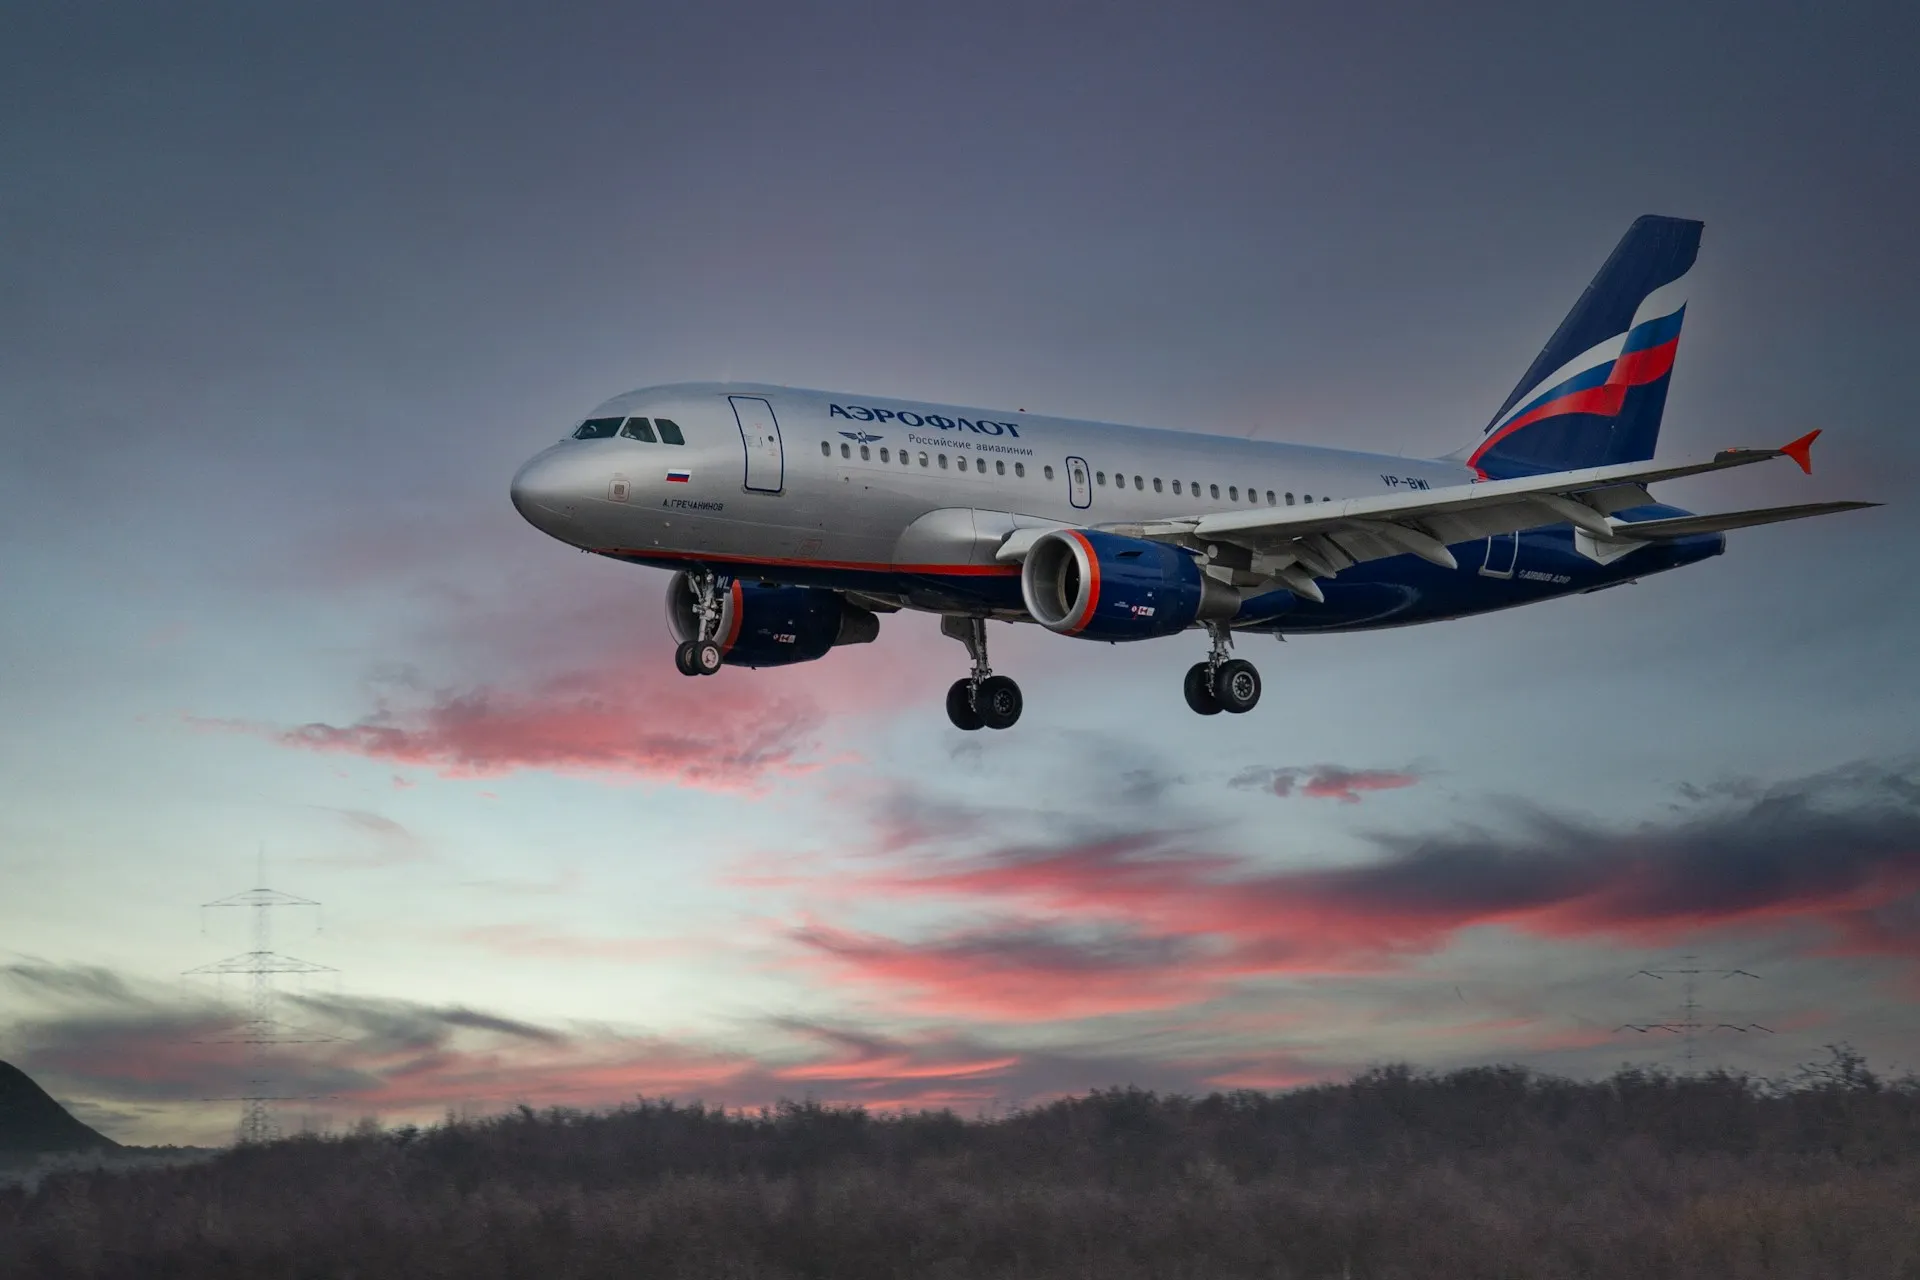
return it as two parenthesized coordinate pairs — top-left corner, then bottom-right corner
(942, 616), (1022, 730)
(674, 569), (726, 677)
(1185, 623), (1261, 715)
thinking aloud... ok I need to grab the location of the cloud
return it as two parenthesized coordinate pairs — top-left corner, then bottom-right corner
(1, 964), (1321, 1142)
(298, 807), (428, 868)
(196, 668), (824, 791)
(1230, 764), (1422, 802)
(783, 763), (1920, 1017)
(791, 921), (1230, 1020)
(454, 924), (684, 963)
(3, 963), (143, 1006)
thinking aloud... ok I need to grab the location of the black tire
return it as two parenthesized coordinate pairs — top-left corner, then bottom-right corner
(674, 641), (701, 676)
(694, 640), (725, 675)
(946, 679), (984, 731)
(976, 676), (1023, 730)
(1183, 663), (1222, 715)
(1215, 658), (1261, 713)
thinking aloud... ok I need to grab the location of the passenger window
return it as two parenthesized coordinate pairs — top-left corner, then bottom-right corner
(996, 459), (1005, 475)
(1304, 495), (1314, 503)
(1286, 492), (1294, 505)
(1042, 465), (1052, 480)
(860, 445), (870, 460)
(1134, 475), (1144, 491)
(1210, 484), (1220, 499)
(901, 451), (909, 465)
(919, 452), (929, 467)
(1229, 487), (1239, 501)
(1172, 480), (1181, 494)
(938, 453), (949, 469)
(820, 441), (831, 456)
(1096, 472), (1107, 486)
(1266, 490), (1275, 504)
(1017, 463), (1027, 477)
(841, 442), (851, 458)
(1190, 481), (1199, 496)
(655, 419), (685, 445)
(1153, 477), (1162, 492)
(573, 417), (623, 439)
(880, 447), (890, 462)
(619, 417), (657, 442)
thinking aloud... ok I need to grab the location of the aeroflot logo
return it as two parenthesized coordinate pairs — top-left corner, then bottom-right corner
(830, 403), (1022, 437)
(839, 430), (884, 444)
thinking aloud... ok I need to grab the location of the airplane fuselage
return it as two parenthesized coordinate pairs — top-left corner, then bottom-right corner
(509, 381), (1723, 635)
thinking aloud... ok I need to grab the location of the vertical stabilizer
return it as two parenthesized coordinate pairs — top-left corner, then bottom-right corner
(1466, 215), (1702, 479)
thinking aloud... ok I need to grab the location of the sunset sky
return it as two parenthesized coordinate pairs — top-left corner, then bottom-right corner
(3, 0), (1917, 1146)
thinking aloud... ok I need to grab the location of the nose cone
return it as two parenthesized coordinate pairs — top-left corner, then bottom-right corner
(510, 448), (581, 541)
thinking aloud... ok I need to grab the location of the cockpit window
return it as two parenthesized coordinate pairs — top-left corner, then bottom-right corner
(573, 417), (623, 439)
(654, 418), (686, 446)
(619, 417), (657, 442)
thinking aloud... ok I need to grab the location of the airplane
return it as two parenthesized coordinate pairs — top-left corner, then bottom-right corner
(510, 215), (1876, 730)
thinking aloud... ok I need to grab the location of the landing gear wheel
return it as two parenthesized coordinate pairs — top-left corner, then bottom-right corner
(693, 640), (724, 675)
(1214, 659), (1261, 714)
(674, 641), (701, 677)
(976, 675), (1023, 730)
(946, 679), (985, 731)
(1183, 663), (1222, 715)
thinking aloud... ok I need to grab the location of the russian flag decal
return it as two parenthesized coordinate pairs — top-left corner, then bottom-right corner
(666, 469), (691, 484)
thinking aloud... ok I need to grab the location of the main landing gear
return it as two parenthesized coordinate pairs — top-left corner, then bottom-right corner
(942, 616), (1022, 731)
(1184, 623), (1261, 716)
(673, 569), (726, 677)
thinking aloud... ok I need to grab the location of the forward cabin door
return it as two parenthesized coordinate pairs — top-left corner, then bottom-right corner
(731, 396), (784, 494)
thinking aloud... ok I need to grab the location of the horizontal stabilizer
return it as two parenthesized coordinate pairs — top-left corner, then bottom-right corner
(1609, 501), (1879, 541)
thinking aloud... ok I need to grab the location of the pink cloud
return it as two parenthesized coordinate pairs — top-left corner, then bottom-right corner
(198, 667), (823, 790)
(778, 767), (1920, 1019)
(791, 920), (1244, 1021)
(1231, 764), (1422, 803)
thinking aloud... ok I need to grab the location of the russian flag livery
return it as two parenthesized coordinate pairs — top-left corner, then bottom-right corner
(1467, 216), (1702, 480)
(666, 469), (691, 483)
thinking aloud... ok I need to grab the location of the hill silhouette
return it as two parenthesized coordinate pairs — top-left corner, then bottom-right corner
(0, 1061), (117, 1158)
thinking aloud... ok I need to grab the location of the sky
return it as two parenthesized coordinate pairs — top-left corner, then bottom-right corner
(2, 0), (1917, 1146)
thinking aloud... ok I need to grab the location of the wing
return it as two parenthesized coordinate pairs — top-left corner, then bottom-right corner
(1599, 500), (1878, 541)
(996, 431), (1875, 604)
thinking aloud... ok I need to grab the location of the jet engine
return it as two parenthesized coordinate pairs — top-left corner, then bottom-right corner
(1020, 529), (1239, 640)
(666, 573), (880, 668)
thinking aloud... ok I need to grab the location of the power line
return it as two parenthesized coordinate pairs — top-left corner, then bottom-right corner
(186, 853), (335, 1144)
(1618, 956), (1772, 1071)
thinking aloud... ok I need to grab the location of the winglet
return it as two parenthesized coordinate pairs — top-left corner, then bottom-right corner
(1781, 429), (1821, 475)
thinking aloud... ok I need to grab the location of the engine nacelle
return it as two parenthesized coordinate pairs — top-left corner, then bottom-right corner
(1020, 529), (1239, 640)
(667, 573), (880, 668)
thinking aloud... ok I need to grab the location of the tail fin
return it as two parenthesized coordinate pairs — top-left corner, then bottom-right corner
(1465, 215), (1702, 479)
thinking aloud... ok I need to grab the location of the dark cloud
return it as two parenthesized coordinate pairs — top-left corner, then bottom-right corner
(0, 963), (1344, 1140)
(798, 762), (1920, 1018)
(3, 963), (143, 1006)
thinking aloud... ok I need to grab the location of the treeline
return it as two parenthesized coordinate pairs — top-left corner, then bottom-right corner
(4, 1049), (1918, 1279)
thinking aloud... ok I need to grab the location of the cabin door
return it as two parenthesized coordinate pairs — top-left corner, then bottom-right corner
(731, 396), (785, 494)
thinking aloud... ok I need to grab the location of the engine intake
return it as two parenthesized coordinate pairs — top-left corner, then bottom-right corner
(1020, 529), (1239, 641)
(667, 573), (879, 668)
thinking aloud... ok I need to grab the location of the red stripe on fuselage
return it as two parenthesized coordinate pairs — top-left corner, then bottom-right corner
(594, 547), (1022, 577)
(1063, 530), (1101, 634)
